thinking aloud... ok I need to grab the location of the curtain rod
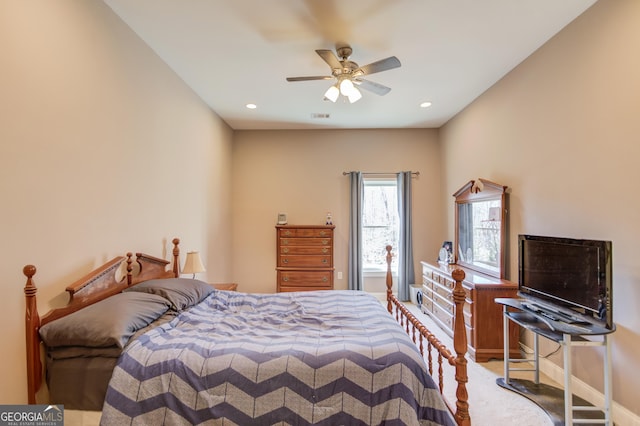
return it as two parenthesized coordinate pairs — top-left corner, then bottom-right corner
(342, 171), (420, 176)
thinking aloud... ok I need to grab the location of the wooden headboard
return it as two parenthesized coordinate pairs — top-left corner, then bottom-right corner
(23, 238), (182, 404)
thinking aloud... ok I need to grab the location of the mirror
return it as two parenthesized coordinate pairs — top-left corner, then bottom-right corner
(454, 179), (508, 278)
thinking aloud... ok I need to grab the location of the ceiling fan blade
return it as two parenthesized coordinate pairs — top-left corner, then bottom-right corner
(353, 78), (391, 96)
(286, 76), (333, 82)
(315, 49), (342, 70)
(354, 56), (401, 76)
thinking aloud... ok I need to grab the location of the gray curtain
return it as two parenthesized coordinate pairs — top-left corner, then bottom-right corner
(348, 171), (363, 291)
(396, 171), (415, 301)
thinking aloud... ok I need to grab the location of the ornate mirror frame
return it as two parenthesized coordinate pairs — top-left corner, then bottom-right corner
(454, 178), (508, 279)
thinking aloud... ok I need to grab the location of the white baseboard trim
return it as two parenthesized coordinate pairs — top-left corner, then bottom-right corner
(521, 344), (638, 426)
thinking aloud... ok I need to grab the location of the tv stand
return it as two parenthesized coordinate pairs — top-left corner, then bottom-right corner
(495, 298), (615, 426)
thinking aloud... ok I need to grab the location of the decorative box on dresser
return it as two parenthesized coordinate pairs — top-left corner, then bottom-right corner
(421, 261), (520, 362)
(276, 225), (335, 292)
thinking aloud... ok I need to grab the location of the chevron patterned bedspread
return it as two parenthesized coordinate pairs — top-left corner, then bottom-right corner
(101, 290), (456, 425)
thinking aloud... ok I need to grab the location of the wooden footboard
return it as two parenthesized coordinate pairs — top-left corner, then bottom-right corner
(385, 246), (470, 426)
(23, 238), (182, 404)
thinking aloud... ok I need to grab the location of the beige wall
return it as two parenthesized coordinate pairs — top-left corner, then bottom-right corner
(0, 1), (233, 404)
(440, 0), (640, 416)
(231, 129), (443, 294)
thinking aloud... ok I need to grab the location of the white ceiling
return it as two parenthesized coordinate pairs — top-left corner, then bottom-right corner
(102, 0), (596, 130)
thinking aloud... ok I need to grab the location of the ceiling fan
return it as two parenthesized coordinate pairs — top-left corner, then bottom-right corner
(286, 44), (401, 103)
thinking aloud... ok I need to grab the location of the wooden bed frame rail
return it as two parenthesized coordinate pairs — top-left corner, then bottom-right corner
(23, 238), (182, 404)
(385, 245), (470, 426)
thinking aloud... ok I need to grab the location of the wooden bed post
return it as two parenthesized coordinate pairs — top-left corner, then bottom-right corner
(23, 265), (41, 404)
(126, 253), (133, 285)
(386, 245), (393, 314)
(385, 246), (471, 425)
(172, 238), (180, 278)
(451, 268), (471, 426)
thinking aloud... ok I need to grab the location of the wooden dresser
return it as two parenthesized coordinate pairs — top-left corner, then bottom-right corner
(421, 261), (519, 362)
(276, 225), (334, 292)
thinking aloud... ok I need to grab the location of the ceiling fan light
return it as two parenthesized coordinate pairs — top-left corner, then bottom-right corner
(339, 78), (356, 96)
(324, 85), (339, 102)
(347, 86), (362, 103)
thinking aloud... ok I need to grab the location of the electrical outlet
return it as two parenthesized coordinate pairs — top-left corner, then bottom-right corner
(337, 271), (343, 280)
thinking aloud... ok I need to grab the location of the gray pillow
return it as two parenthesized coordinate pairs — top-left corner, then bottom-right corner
(39, 292), (171, 348)
(125, 278), (213, 311)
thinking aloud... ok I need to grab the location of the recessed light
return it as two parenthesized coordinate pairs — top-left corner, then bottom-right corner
(246, 103), (257, 109)
(420, 102), (432, 108)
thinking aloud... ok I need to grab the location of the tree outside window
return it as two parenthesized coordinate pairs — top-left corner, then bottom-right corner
(362, 179), (398, 272)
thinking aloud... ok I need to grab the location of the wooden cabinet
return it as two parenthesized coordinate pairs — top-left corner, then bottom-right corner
(276, 225), (334, 292)
(421, 261), (519, 362)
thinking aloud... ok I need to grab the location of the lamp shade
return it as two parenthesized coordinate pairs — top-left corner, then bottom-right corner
(183, 251), (205, 277)
(347, 86), (362, 103)
(324, 85), (339, 102)
(339, 78), (355, 96)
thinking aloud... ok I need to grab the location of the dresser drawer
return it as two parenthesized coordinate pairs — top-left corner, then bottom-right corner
(433, 282), (453, 300)
(431, 300), (474, 345)
(421, 285), (434, 312)
(279, 245), (331, 255)
(279, 228), (332, 238)
(436, 273), (455, 290)
(280, 237), (332, 246)
(278, 255), (332, 268)
(421, 295), (434, 313)
(422, 274), (434, 290)
(278, 270), (333, 288)
(431, 301), (453, 331)
(433, 291), (455, 315)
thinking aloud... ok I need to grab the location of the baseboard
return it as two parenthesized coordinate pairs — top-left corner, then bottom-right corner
(521, 343), (639, 426)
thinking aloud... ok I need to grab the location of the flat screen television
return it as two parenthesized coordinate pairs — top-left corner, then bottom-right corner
(518, 234), (613, 329)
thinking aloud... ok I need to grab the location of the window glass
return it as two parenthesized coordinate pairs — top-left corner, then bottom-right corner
(362, 178), (398, 272)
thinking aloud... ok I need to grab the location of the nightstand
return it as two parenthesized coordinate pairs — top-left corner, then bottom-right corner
(211, 283), (238, 291)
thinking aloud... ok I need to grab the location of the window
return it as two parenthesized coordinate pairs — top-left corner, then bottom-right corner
(470, 200), (501, 267)
(362, 178), (399, 273)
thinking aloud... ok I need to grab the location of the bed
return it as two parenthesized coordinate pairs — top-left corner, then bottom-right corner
(23, 240), (470, 425)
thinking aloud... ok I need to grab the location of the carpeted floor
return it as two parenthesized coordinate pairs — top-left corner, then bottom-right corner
(404, 301), (556, 426)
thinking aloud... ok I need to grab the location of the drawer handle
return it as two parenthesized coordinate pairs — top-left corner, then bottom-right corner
(319, 231), (326, 236)
(283, 231), (292, 236)
(283, 258), (288, 264)
(282, 248), (289, 253)
(322, 276), (328, 282)
(283, 276), (289, 282)
(322, 239), (328, 245)
(322, 248), (328, 254)
(282, 239), (289, 245)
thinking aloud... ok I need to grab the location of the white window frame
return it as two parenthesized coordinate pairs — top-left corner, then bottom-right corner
(362, 177), (399, 277)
